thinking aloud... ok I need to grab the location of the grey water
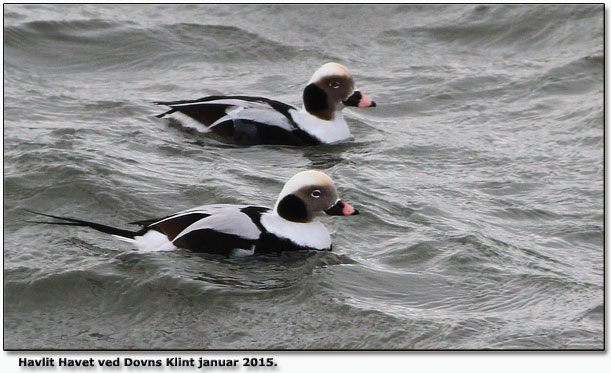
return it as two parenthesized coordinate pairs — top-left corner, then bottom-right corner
(3, 4), (603, 349)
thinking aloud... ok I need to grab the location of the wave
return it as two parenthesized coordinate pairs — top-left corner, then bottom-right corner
(379, 4), (602, 54)
(4, 20), (304, 73)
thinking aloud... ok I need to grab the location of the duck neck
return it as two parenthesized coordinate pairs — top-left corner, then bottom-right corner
(300, 106), (343, 122)
(302, 83), (335, 120)
(306, 107), (335, 121)
(273, 194), (313, 223)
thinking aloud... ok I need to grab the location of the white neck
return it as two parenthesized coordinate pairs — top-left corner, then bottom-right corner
(289, 108), (351, 144)
(260, 211), (331, 250)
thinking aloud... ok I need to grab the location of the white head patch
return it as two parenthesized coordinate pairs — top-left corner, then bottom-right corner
(275, 170), (335, 204)
(308, 62), (353, 84)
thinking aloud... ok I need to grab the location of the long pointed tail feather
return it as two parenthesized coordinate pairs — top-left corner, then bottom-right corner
(154, 108), (177, 118)
(26, 210), (141, 239)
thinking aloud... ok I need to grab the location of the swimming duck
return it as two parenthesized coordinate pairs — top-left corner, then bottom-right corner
(155, 63), (376, 145)
(29, 170), (359, 256)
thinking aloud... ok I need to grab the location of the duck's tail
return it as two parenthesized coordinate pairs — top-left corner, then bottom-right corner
(26, 210), (141, 241)
(153, 107), (177, 118)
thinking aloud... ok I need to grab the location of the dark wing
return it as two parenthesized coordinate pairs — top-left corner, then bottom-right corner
(155, 96), (320, 145)
(144, 212), (211, 241)
(155, 95), (295, 126)
(144, 205), (269, 255)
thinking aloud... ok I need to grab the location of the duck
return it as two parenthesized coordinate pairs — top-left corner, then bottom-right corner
(155, 62), (376, 145)
(28, 170), (359, 256)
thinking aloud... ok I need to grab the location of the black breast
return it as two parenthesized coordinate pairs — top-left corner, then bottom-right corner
(173, 229), (257, 255)
(254, 232), (315, 254)
(210, 119), (321, 146)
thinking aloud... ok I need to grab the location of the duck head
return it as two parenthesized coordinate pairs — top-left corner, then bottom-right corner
(274, 170), (359, 223)
(303, 62), (376, 121)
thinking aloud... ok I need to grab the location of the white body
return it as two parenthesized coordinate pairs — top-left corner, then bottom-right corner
(289, 108), (351, 144)
(260, 212), (332, 250)
(121, 203), (332, 255)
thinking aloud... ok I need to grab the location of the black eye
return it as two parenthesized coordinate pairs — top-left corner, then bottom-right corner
(311, 190), (321, 198)
(328, 80), (340, 89)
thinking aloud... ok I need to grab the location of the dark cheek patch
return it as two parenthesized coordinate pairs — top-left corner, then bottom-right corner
(277, 194), (309, 222)
(303, 83), (329, 112)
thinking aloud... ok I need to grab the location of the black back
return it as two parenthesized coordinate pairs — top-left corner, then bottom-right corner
(156, 95), (322, 145)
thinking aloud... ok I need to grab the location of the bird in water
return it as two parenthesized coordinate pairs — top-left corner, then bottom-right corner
(155, 62), (376, 145)
(28, 170), (360, 257)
